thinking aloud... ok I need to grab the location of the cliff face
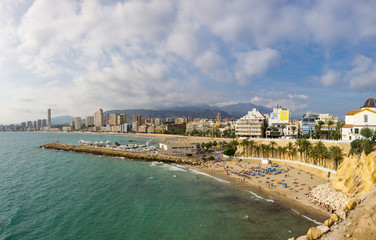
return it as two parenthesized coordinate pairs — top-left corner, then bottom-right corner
(332, 152), (376, 196)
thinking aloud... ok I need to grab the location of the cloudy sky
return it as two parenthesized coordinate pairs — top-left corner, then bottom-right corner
(1, 0), (376, 124)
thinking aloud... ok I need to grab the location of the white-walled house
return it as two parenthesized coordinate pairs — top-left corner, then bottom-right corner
(342, 97), (376, 141)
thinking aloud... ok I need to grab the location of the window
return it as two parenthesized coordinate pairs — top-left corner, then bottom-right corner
(364, 114), (368, 123)
(354, 128), (359, 134)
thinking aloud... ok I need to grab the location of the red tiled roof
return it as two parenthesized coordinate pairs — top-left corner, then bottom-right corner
(345, 110), (360, 115)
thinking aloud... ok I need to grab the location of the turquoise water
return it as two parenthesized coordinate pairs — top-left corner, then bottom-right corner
(0, 132), (315, 239)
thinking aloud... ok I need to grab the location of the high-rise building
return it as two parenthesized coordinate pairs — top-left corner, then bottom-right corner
(217, 113), (222, 122)
(109, 113), (117, 126)
(132, 113), (137, 122)
(75, 117), (81, 131)
(118, 114), (126, 125)
(85, 116), (94, 127)
(37, 119), (42, 131)
(137, 114), (142, 126)
(42, 119), (47, 127)
(94, 109), (104, 127)
(47, 109), (51, 130)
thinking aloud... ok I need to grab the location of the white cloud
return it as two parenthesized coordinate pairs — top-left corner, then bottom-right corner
(250, 91), (309, 113)
(194, 50), (232, 82)
(315, 68), (341, 87)
(347, 55), (376, 91)
(235, 48), (280, 85)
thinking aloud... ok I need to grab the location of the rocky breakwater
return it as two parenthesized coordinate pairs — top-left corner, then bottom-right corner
(40, 143), (200, 165)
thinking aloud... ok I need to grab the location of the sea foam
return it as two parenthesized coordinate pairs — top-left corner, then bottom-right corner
(247, 190), (275, 203)
(188, 168), (230, 184)
(291, 209), (322, 225)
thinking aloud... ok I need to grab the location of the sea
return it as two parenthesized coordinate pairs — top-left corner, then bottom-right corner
(0, 132), (318, 240)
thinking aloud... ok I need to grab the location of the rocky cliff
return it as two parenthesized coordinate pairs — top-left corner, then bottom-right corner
(332, 151), (376, 196)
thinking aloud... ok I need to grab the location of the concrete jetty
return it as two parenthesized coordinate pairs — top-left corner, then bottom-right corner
(40, 142), (200, 165)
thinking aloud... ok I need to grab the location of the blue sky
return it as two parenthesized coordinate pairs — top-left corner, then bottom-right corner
(1, 0), (376, 124)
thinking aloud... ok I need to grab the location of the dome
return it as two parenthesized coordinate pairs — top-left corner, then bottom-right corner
(361, 97), (376, 108)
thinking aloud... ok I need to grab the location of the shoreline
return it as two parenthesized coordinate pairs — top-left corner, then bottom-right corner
(195, 162), (329, 223)
(41, 141), (330, 224)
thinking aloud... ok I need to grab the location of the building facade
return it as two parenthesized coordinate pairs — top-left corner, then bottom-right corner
(235, 108), (266, 139)
(342, 97), (376, 141)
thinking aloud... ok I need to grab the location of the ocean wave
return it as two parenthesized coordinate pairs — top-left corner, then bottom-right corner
(291, 209), (322, 225)
(151, 162), (187, 172)
(247, 190), (275, 203)
(188, 168), (230, 184)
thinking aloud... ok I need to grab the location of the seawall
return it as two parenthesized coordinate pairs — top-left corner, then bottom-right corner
(40, 143), (200, 165)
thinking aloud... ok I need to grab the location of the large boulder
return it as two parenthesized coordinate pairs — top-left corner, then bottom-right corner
(336, 209), (347, 220)
(316, 225), (330, 235)
(307, 227), (322, 240)
(324, 219), (334, 227)
(296, 236), (312, 240)
(330, 213), (339, 222)
(347, 199), (357, 210)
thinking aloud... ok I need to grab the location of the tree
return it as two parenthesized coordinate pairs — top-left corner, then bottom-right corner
(291, 126), (296, 137)
(281, 124), (286, 136)
(196, 143), (201, 150)
(349, 139), (375, 156)
(295, 138), (304, 162)
(249, 140), (255, 157)
(360, 127), (374, 139)
(223, 148), (236, 156)
(314, 141), (328, 167)
(327, 120), (334, 139)
(269, 141), (277, 158)
(329, 146), (344, 170)
(287, 142), (295, 160)
(260, 125), (266, 138)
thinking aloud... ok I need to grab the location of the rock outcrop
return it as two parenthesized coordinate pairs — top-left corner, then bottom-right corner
(332, 151), (376, 196)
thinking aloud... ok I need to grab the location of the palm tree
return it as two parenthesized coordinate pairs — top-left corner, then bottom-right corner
(291, 125), (296, 137)
(315, 141), (328, 167)
(287, 142), (295, 160)
(249, 140), (255, 157)
(254, 145), (261, 157)
(281, 124), (286, 136)
(295, 138), (304, 162)
(269, 141), (277, 158)
(317, 120), (325, 139)
(277, 146), (283, 159)
(327, 120), (334, 139)
(281, 147), (287, 159)
(329, 146), (344, 170)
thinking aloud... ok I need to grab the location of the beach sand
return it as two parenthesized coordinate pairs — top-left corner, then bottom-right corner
(198, 158), (330, 222)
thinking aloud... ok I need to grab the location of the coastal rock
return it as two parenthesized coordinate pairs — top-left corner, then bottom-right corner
(337, 210), (347, 220)
(296, 236), (312, 240)
(332, 151), (376, 196)
(317, 225), (330, 235)
(307, 227), (322, 240)
(324, 219), (334, 227)
(347, 199), (357, 210)
(330, 213), (339, 222)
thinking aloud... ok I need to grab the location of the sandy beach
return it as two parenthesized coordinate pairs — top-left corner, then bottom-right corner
(198, 158), (331, 222)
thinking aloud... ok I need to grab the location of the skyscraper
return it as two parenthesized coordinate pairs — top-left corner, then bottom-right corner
(94, 109), (104, 127)
(47, 109), (51, 130)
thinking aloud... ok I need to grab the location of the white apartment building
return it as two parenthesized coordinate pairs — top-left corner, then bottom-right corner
(235, 108), (266, 139)
(342, 97), (376, 141)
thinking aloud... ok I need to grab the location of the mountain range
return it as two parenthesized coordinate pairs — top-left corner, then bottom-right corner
(51, 103), (272, 126)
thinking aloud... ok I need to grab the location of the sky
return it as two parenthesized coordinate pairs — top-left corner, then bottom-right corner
(1, 0), (376, 124)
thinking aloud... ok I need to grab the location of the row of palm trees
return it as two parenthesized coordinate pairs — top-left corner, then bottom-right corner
(239, 139), (345, 170)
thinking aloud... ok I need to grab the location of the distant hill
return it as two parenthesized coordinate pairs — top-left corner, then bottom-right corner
(216, 103), (272, 118)
(104, 108), (231, 119)
(52, 102), (272, 125)
(51, 115), (74, 126)
(106, 102), (272, 120)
